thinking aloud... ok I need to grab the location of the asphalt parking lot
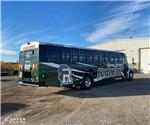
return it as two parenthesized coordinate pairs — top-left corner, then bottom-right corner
(1, 74), (150, 125)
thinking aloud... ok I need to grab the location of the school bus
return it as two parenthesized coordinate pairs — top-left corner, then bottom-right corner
(19, 41), (134, 89)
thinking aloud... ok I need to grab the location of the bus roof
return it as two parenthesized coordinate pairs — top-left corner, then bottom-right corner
(21, 41), (124, 54)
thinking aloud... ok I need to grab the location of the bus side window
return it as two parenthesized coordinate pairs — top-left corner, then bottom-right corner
(110, 53), (115, 64)
(87, 50), (93, 63)
(61, 48), (71, 63)
(66, 52), (71, 62)
(104, 52), (109, 63)
(115, 53), (119, 63)
(123, 54), (128, 65)
(93, 51), (99, 64)
(71, 48), (79, 62)
(47, 46), (60, 62)
(39, 45), (47, 62)
(79, 49), (86, 63)
(119, 54), (123, 64)
(99, 51), (104, 64)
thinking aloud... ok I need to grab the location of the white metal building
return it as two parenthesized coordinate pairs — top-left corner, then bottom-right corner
(89, 38), (150, 73)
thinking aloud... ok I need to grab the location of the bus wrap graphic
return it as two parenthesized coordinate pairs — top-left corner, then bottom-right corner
(91, 64), (124, 82)
(58, 64), (73, 85)
(96, 67), (123, 79)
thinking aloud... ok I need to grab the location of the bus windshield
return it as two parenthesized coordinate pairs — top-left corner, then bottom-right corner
(19, 49), (38, 64)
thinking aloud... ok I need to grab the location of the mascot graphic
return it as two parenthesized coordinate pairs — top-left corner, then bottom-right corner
(58, 64), (73, 85)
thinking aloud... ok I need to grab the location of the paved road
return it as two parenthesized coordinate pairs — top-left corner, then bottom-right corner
(1, 74), (150, 125)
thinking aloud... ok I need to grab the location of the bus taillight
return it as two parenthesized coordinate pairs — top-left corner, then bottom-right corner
(33, 64), (38, 69)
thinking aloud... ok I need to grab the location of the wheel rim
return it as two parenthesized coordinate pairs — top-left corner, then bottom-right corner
(85, 78), (91, 88)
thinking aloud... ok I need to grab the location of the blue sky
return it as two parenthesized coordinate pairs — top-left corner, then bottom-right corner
(1, 1), (150, 62)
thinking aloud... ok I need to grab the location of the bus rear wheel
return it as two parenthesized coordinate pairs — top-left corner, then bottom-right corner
(81, 76), (92, 90)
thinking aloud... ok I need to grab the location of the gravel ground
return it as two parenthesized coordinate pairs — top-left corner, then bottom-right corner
(1, 74), (150, 125)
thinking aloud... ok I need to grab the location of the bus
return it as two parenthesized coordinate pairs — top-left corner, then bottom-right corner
(19, 41), (134, 89)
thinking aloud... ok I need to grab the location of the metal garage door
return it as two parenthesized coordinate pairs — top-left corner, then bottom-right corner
(140, 48), (150, 73)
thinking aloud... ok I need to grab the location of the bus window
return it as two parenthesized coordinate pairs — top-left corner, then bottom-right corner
(71, 48), (79, 62)
(32, 50), (39, 63)
(110, 53), (115, 64)
(66, 53), (70, 61)
(87, 50), (93, 62)
(47, 46), (60, 62)
(61, 47), (71, 63)
(24, 49), (38, 63)
(93, 51), (99, 63)
(123, 54), (128, 65)
(119, 54), (123, 64)
(39, 45), (47, 62)
(79, 49), (86, 62)
(104, 52), (109, 63)
(99, 51), (104, 63)
(114, 53), (119, 63)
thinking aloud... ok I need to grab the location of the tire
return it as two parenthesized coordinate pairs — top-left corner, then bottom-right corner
(81, 76), (92, 90)
(128, 71), (134, 80)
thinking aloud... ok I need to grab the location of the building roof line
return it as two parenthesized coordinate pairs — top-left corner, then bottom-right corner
(90, 37), (150, 47)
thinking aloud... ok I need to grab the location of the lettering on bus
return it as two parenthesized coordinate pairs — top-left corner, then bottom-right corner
(23, 45), (35, 51)
(96, 67), (123, 80)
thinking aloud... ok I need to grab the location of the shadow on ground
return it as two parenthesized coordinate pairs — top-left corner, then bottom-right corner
(55, 78), (150, 98)
(1, 79), (16, 82)
(1, 103), (29, 116)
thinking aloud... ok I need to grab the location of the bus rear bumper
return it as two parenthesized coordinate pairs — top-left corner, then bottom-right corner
(19, 81), (39, 87)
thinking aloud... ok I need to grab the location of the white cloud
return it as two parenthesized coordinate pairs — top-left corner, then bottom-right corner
(86, 1), (150, 42)
(0, 42), (18, 56)
(38, 35), (58, 42)
(4, 31), (42, 44)
(87, 17), (127, 42)
(87, 14), (140, 42)
(0, 48), (17, 56)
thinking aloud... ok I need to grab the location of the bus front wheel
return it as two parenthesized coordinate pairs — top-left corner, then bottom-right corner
(128, 71), (134, 81)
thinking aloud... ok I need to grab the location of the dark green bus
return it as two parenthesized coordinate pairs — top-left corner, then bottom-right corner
(19, 41), (134, 89)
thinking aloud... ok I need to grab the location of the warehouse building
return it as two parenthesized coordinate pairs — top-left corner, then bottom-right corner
(89, 38), (150, 74)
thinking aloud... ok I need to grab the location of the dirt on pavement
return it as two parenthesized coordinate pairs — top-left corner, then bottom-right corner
(1, 74), (150, 125)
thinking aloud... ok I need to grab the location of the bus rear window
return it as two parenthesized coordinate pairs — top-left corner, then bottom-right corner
(19, 49), (38, 63)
